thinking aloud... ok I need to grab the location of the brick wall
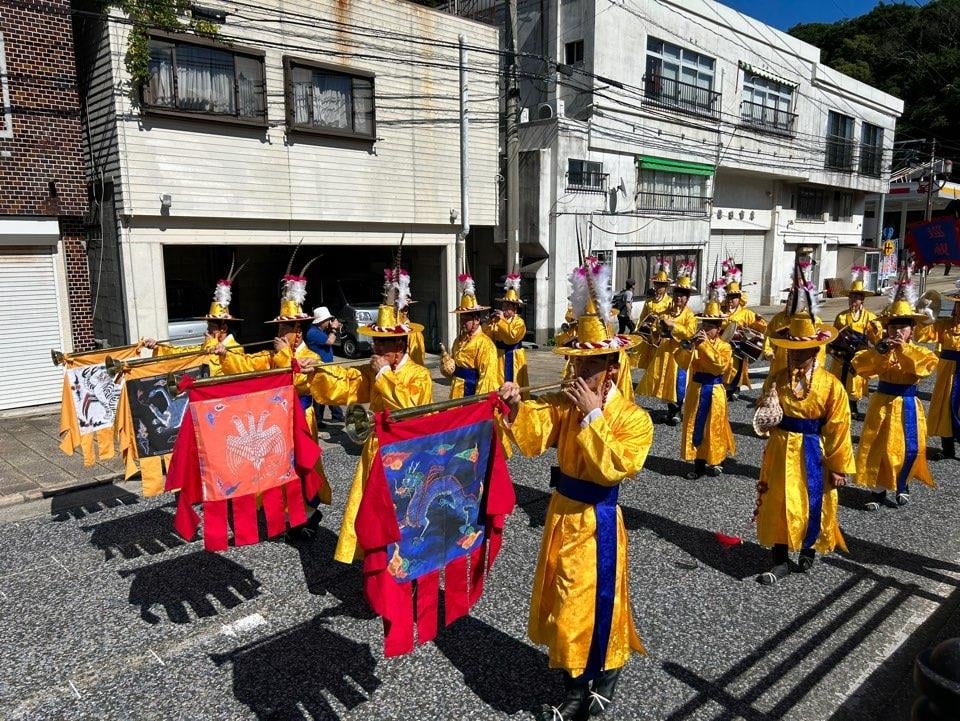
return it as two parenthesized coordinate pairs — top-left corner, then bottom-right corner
(0, 0), (95, 350)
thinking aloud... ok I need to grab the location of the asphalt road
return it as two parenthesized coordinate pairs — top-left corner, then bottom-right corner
(0, 372), (958, 721)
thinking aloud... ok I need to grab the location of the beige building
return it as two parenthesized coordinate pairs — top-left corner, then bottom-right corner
(74, 0), (500, 350)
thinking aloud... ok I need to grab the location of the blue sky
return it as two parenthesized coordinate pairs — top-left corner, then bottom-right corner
(719, 0), (925, 30)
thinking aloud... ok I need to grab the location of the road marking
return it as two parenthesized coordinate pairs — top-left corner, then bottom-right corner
(149, 649), (165, 666)
(220, 613), (267, 638)
(67, 680), (81, 700)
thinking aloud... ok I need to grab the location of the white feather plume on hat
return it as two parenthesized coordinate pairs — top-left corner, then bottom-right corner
(213, 280), (232, 307)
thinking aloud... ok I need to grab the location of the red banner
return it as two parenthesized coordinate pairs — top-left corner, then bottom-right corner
(166, 371), (328, 551)
(354, 395), (514, 656)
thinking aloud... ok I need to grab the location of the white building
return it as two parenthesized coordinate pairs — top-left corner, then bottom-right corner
(489, 0), (903, 341)
(73, 0), (499, 349)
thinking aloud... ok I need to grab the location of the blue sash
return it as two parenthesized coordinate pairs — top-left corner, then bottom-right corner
(777, 415), (826, 550)
(877, 381), (919, 493)
(676, 367), (688, 407)
(550, 467), (618, 679)
(692, 372), (722, 448)
(496, 341), (522, 383)
(453, 366), (479, 396)
(942, 349), (960, 440)
(298, 394), (313, 412)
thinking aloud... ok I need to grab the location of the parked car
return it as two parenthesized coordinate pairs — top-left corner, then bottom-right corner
(326, 280), (380, 358)
(166, 279), (208, 346)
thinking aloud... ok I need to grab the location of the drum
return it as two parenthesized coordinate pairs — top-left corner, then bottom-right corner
(828, 328), (868, 361)
(636, 314), (660, 348)
(734, 327), (765, 363)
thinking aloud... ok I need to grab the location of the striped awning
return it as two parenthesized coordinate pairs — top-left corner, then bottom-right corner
(739, 60), (797, 88)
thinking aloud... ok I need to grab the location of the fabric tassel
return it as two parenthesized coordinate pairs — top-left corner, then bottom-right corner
(231, 494), (260, 546)
(203, 500), (230, 552)
(415, 570), (440, 644)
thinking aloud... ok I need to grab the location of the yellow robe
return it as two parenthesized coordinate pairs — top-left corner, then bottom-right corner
(922, 318), (960, 439)
(449, 328), (501, 399)
(677, 338), (735, 465)
(723, 306), (767, 390)
(310, 355), (434, 563)
(852, 343), (939, 491)
(828, 309), (882, 399)
(636, 306), (697, 403)
(756, 367), (855, 553)
(485, 315), (529, 386)
(154, 334), (240, 377)
(508, 388), (653, 676)
(222, 342), (321, 437)
(632, 294), (671, 370)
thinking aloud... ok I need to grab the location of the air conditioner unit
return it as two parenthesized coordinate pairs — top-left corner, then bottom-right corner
(822, 212), (831, 222)
(536, 98), (565, 120)
(519, 107), (530, 124)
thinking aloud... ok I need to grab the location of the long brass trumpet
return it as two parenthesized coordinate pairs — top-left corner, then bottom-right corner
(104, 339), (277, 376)
(51, 343), (140, 366)
(344, 380), (573, 444)
(165, 366), (292, 396)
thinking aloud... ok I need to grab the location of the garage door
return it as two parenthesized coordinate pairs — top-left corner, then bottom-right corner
(0, 249), (66, 410)
(710, 231), (767, 302)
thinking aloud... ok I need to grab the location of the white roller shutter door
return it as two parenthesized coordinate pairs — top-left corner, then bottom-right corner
(711, 231), (766, 301)
(0, 250), (66, 410)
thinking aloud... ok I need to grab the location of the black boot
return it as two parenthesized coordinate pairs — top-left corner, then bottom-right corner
(685, 459), (706, 480)
(797, 548), (816, 572)
(758, 544), (790, 585)
(588, 668), (622, 716)
(865, 491), (886, 511)
(665, 403), (681, 426)
(552, 672), (590, 721)
(944, 436), (956, 460)
(896, 485), (910, 506)
(849, 399), (859, 421)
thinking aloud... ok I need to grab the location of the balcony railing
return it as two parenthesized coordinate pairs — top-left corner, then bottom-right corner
(566, 171), (609, 193)
(859, 144), (883, 177)
(825, 135), (855, 172)
(643, 73), (721, 120)
(739, 100), (797, 135)
(635, 191), (710, 215)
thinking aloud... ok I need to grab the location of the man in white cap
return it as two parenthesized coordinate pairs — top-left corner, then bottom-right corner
(305, 306), (344, 425)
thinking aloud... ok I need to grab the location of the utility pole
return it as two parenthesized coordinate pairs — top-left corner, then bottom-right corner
(505, 0), (520, 275)
(458, 34), (470, 276)
(925, 137), (937, 222)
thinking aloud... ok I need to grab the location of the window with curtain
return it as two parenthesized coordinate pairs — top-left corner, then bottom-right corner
(286, 58), (376, 139)
(142, 35), (265, 123)
(636, 168), (710, 214)
(825, 111), (855, 171)
(740, 72), (795, 133)
(645, 37), (718, 117)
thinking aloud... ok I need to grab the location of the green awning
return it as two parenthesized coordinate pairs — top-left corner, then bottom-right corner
(636, 155), (715, 177)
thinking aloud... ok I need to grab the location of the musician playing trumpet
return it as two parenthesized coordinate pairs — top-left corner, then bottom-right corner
(923, 284), (960, 461)
(636, 264), (698, 425)
(722, 280), (767, 401)
(302, 295), (432, 563)
(484, 274), (529, 386)
(632, 262), (673, 371)
(441, 274), (501, 398)
(677, 292), (736, 479)
(851, 281), (938, 510)
(829, 268), (881, 420)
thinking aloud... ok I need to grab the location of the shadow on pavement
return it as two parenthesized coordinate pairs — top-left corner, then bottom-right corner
(620, 506), (768, 581)
(211, 615), (380, 720)
(512, 483), (549, 528)
(435, 613), (560, 715)
(838, 535), (960, 591)
(288, 525), (375, 620)
(50, 482), (139, 522)
(661, 568), (917, 720)
(119, 550), (261, 624)
(80, 503), (184, 561)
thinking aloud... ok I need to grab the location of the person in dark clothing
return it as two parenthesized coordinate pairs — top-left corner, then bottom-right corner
(305, 306), (345, 424)
(614, 279), (636, 334)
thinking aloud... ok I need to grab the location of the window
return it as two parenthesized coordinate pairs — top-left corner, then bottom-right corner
(645, 37), (719, 118)
(567, 159), (607, 192)
(859, 123), (884, 177)
(740, 71), (795, 134)
(797, 186), (828, 221)
(636, 168), (710, 215)
(564, 40), (584, 67)
(0, 33), (11, 138)
(832, 191), (854, 222)
(825, 111), (855, 171)
(142, 34), (266, 124)
(284, 57), (375, 139)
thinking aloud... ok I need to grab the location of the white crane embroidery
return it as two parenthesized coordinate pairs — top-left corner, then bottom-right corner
(225, 411), (286, 477)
